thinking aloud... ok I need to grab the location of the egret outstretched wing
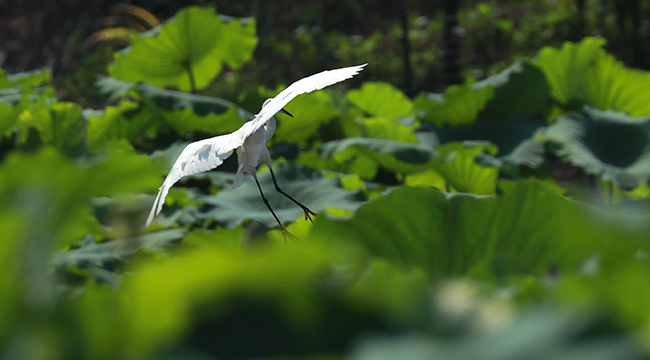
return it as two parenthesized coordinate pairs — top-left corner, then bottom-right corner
(145, 130), (244, 227)
(244, 63), (367, 139)
(146, 64), (366, 229)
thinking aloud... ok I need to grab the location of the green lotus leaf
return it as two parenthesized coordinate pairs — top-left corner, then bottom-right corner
(415, 84), (493, 126)
(416, 60), (550, 127)
(535, 37), (607, 107)
(0, 141), (161, 249)
(187, 163), (364, 229)
(350, 309), (644, 360)
(77, 235), (428, 359)
(313, 180), (600, 279)
(86, 100), (158, 151)
(419, 113), (547, 167)
(536, 37), (650, 117)
(16, 102), (87, 157)
(95, 76), (137, 101)
(316, 138), (439, 176)
(479, 60), (551, 118)
(88, 84), (252, 150)
(51, 229), (187, 270)
(347, 82), (414, 119)
(109, 6), (257, 91)
(546, 107), (650, 189)
(362, 116), (419, 143)
(297, 148), (380, 180)
(0, 68), (51, 89)
(160, 107), (247, 136)
(423, 142), (499, 195)
(0, 95), (45, 137)
(273, 90), (340, 144)
(583, 54), (650, 117)
(136, 83), (249, 117)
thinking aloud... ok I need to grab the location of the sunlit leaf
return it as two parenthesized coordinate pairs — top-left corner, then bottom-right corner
(109, 6), (257, 91)
(362, 116), (419, 143)
(429, 142), (499, 195)
(415, 85), (493, 127)
(347, 82), (414, 119)
(274, 90), (339, 145)
(536, 37), (650, 117)
(535, 37), (607, 108)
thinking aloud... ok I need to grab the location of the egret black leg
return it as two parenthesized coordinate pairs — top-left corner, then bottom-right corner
(252, 172), (296, 241)
(267, 166), (318, 222)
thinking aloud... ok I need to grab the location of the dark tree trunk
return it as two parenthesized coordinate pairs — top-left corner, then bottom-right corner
(575, 0), (586, 40)
(400, 7), (413, 98)
(442, 0), (461, 86)
(614, 0), (641, 67)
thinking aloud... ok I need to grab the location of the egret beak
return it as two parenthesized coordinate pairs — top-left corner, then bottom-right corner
(279, 108), (293, 117)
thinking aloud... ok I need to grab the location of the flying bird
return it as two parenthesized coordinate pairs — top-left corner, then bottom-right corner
(146, 63), (367, 237)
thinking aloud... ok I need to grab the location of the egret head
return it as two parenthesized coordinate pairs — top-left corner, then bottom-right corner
(262, 98), (293, 117)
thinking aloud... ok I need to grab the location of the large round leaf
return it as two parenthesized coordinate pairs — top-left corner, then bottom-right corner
(546, 107), (650, 189)
(109, 6), (257, 91)
(536, 37), (650, 117)
(313, 180), (601, 280)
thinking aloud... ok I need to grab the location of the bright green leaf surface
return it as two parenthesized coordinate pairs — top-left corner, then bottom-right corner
(347, 82), (414, 119)
(429, 142), (499, 195)
(536, 37), (650, 117)
(536, 37), (607, 107)
(274, 90), (339, 144)
(415, 84), (493, 126)
(109, 7), (257, 91)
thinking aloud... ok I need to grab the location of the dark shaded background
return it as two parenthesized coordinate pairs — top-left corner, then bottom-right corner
(0, 0), (648, 105)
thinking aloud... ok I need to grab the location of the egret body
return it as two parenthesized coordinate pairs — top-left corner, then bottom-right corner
(146, 64), (366, 236)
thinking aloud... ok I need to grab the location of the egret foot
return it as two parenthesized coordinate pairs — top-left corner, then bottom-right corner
(282, 227), (298, 243)
(303, 208), (318, 223)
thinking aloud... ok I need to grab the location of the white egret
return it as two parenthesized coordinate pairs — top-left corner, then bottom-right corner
(146, 63), (367, 236)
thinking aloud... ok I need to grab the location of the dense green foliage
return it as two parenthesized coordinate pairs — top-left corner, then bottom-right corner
(3, 5), (650, 360)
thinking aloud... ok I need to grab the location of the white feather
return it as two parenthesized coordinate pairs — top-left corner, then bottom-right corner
(146, 64), (366, 227)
